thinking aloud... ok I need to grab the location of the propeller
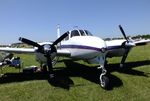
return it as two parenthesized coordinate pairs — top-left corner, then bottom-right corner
(19, 32), (69, 76)
(119, 25), (130, 67)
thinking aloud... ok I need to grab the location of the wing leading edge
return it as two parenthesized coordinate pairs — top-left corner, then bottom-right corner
(133, 39), (150, 46)
(0, 47), (35, 53)
(0, 47), (71, 57)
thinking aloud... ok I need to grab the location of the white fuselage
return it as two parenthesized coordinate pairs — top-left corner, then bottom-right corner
(60, 36), (107, 63)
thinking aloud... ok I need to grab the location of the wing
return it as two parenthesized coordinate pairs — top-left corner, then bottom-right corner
(105, 39), (150, 58)
(0, 47), (35, 53)
(133, 39), (150, 46)
(0, 47), (71, 57)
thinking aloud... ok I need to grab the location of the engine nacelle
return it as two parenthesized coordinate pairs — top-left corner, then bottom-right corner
(35, 42), (59, 66)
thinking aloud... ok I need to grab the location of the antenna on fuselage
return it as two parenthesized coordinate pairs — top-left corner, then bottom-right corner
(73, 26), (78, 29)
(57, 24), (60, 38)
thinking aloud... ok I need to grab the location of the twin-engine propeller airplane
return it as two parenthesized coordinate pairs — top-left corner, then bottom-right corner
(0, 25), (150, 89)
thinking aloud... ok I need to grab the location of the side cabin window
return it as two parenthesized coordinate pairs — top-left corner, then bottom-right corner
(71, 30), (80, 38)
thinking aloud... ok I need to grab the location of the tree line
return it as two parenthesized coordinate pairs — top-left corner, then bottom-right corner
(132, 34), (150, 39)
(104, 34), (150, 40)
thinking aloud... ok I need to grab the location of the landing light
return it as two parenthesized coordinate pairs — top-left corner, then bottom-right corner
(101, 47), (107, 53)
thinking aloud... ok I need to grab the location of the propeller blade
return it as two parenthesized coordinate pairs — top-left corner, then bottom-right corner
(47, 55), (53, 72)
(52, 32), (68, 46)
(119, 25), (129, 42)
(19, 37), (41, 48)
(45, 51), (54, 77)
(120, 49), (130, 67)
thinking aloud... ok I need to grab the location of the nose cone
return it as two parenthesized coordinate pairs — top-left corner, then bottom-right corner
(70, 36), (107, 51)
(84, 36), (106, 49)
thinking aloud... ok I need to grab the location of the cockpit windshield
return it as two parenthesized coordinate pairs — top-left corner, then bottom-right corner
(79, 30), (86, 36)
(70, 29), (93, 37)
(71, 30), (80, 37)
(84, 30), (93, 36)
(64, 29), (93, 40)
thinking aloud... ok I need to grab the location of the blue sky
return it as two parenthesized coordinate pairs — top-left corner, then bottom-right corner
(0, 0), (150, 44)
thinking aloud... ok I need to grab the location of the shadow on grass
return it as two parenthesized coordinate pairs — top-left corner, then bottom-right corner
(108, 60), (150, 77)
(0, 72), (47, 83)
(0, 72), (74, 90)
(53, 60), (123, 90)
(0, 59), (150, 90)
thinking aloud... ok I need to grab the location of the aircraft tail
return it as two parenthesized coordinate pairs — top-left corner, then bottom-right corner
(57, 24), (61, 47)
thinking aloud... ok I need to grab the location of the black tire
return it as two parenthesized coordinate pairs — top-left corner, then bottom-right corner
(100, 76), (109, 89)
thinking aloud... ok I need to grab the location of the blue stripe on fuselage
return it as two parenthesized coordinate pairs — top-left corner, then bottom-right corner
(60, 45), (102, 52)
(59, 45), (123, 52)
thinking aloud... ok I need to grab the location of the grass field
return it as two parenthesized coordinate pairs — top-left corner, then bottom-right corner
(0, 44), (150, 101)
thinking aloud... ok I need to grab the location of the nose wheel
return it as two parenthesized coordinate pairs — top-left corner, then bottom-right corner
(100, 75), (109, 89)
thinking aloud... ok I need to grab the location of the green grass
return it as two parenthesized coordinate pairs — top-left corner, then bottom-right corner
(0, 44), (150, 101)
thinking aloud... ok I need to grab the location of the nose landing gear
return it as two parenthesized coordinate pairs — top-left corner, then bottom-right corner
(99, 65), (109, 89)
(98, 54), (109, 89)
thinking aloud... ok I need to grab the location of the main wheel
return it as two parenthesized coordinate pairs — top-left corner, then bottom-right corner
(100, 75), (109, 89)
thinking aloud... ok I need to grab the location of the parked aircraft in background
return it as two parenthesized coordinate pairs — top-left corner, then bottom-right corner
(0, 25), (150, 89)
